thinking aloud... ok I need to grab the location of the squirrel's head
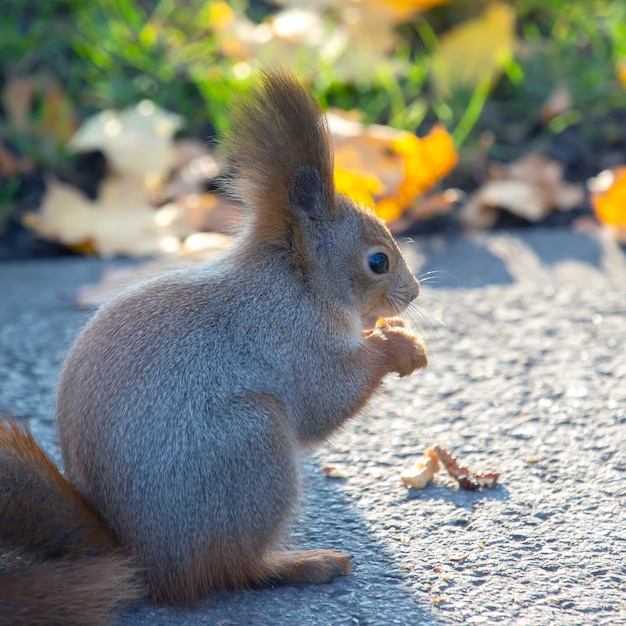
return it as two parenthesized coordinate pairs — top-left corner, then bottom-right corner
(224, 71), (420, 328)
(326, 195), (420, 329)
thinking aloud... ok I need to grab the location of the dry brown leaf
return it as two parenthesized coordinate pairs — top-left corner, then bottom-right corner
(460, 153), (584, 229)
(39, 80), (78, 148)
(25, 176), (194, 258)
(432, 445), (499, 491)
(501, 153), (584, 210)
(322, 465), (349, 479)
(461, 180), (547, 229)
(2, 75), (77, 150)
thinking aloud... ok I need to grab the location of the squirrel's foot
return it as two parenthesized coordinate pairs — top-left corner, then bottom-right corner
(371, 319), (427, 377)
(381, 317), (409, 329)
(363, 316), (407, 338)
(260, 549), (351, 585)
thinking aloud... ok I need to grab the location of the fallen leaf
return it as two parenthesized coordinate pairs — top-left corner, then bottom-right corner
(431, 3), (516, 96)
(334, 167), (385, 208)
(432, 445), (499, 491)
(330, 112), (457, 220)
(331, 111), (405, 197)
(68, 102), (183, 178)
(25, 176), (192, 257)
(502, 153), (583, 210)
(400, 446), (499, 491)
(589, 167), (626, 242)
(322, 465), (348, 479)
(378, 0), (448, 17)
(461, 180), (547, 228)
(391, 124), (458, 204)
(460, 153), (584, 229)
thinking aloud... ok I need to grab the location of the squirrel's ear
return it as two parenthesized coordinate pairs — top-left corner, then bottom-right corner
(289, 166), (328, 220)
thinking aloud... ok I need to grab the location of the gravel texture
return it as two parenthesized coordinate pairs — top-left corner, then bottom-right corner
(1, 228), (625, 625)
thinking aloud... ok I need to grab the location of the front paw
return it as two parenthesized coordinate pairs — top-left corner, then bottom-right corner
(375, 320), (427, 377)
(381, 317), (408, 329)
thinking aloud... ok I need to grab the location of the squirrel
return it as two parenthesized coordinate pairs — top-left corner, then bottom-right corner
(0, 71), (427, 625)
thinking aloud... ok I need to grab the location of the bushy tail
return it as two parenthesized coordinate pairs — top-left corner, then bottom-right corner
(0, 419), (145, 625)
(0, 555), (143, 626)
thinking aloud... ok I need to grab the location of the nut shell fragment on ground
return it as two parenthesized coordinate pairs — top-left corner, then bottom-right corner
(400, 449), (439, 489)
(400, 446), (500, 491)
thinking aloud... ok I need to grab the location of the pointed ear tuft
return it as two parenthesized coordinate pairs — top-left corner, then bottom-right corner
(289, 166), (327, 219)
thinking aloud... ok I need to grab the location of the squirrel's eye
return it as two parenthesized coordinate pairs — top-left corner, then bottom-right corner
(368, 252), (389, 274)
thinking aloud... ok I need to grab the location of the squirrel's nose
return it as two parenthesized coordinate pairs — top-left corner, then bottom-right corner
(411, 279), (420, 301)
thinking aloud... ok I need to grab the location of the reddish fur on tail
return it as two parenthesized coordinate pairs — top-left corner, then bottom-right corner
(0, 419), (145, 625)
(0, 556), (143, 626)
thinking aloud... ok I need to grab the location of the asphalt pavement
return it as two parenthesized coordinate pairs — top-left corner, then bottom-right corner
(1, 227), (625, 625)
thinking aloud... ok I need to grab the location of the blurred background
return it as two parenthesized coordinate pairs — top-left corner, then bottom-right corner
(1, 0), (625, 261)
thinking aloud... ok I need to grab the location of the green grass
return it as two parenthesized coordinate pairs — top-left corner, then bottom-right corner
(1, 0), (625, 167)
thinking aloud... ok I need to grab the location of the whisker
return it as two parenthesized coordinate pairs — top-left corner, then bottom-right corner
(407, 306), (445, 331)
(405, 288), (448, 329)
(418, 285), (447, 309)
(416, 270), (459, 288)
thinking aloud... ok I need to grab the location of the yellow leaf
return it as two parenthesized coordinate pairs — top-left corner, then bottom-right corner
(374, 197), (404, 222)
(430, 3), (516, 95)
(331, 113), (456, 222)
(379, 0), (448, 18)
(392, 124), (457, 204)
(334, 167), (384, 208)
(591, 167), (626, 227)
(209, 1), (235, 31)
